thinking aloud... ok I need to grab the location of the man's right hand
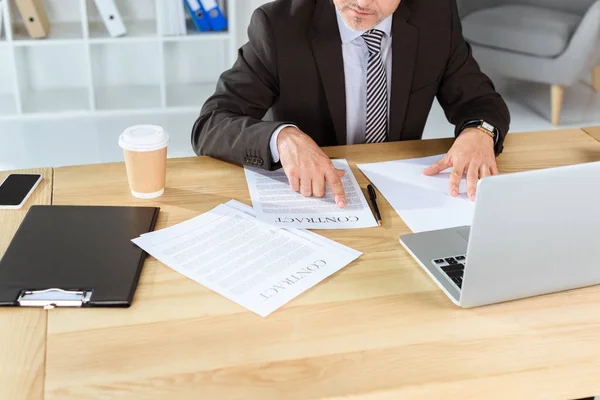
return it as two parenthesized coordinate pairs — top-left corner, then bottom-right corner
(277, 127), (347, 208)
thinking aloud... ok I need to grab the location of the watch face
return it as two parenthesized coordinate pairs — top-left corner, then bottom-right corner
(481, 121), (495, 134)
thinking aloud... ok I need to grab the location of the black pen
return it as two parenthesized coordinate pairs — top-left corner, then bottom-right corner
(367, 184), (382, 227)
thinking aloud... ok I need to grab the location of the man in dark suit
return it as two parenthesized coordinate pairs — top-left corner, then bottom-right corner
(192, 0), (510, 208)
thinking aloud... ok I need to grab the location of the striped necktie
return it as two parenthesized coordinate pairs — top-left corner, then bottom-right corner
(362, 29), (388, 143)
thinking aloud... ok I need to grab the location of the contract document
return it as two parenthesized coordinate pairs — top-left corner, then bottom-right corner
(357, 155), (475, 233)
(132, 201), (362, 317)
(244, 159), (377, 229)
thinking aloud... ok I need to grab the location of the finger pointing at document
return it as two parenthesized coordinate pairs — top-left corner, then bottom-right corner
(277, 127), (347, 208)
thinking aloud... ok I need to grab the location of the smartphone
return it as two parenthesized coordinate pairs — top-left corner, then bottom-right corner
(0, 174), (43, 210)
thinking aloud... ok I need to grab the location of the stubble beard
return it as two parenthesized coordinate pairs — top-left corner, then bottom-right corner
(337, 3), (383, 31)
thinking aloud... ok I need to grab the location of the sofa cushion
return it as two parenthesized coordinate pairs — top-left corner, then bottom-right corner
(462, 5), (582, 57)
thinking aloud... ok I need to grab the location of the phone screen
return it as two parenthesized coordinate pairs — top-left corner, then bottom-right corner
(0, 174), (42, 206)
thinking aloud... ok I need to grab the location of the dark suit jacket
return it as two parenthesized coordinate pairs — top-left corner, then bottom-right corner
(192, 0), (511, 170)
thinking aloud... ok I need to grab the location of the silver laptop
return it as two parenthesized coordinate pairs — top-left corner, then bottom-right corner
(400, 161), (600, 308)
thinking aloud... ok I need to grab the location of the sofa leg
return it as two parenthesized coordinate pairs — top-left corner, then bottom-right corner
(593, 66), (600, 92)
(551, 85), (564, 126)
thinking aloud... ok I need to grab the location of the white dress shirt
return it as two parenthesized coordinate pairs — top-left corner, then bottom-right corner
(270, 9), (394, 162)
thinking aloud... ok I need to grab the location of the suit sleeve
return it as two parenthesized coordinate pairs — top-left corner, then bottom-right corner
(191, 8), (292, 170)
(436, 0), (511, 155)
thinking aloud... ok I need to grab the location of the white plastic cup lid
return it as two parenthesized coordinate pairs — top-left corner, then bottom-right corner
(118, 125), (170, 152)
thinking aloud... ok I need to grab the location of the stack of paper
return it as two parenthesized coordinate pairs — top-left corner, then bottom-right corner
(244, 159), (378, 229)
(357, 154), (475, 233)
(159, 0), (186, 36)
(132, 200), (362, 317)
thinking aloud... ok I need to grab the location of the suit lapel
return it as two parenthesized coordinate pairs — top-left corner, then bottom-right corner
(310, 0), (347, 145)
(389, 2), (418, 142)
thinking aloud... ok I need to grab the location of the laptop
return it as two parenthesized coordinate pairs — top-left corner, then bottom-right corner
(399, 161), (600, 308)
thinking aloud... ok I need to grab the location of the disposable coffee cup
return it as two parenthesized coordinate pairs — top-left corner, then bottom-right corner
(118, 125), (169, 199)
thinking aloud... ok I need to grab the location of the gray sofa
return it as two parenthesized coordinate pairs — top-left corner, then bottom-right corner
(458, 0), (600, 125)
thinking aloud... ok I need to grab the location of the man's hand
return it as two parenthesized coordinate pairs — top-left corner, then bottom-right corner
(278, 127), (347, 208)
(423, 128), (498, 201)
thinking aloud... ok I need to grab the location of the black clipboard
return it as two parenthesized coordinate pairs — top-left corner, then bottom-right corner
(0, 205), (160, 308)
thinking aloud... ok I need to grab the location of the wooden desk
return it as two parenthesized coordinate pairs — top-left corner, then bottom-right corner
(583, 126), (600, 142)
(0, 169), (53, 400)
(7, 128), (600, 400)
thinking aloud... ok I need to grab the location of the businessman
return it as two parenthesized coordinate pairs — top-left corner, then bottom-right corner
(192, 0), (510, 207)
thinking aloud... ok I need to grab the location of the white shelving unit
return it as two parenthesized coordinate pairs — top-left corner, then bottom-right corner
(0, 0), (238, 120)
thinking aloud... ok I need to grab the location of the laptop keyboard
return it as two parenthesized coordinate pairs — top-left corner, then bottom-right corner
(433, 255), (466, 289)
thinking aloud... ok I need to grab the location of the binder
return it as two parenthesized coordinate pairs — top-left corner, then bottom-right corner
(200, 0), (227, 32)
(175, 0), (187, 35)
(184, 0), (211, 32)
(167, 0), (186, 35)
(15, 0), (50, 39)
(160, 0), (175, 36)
(92, 0), (127, 38)
(0, 205), (160, 308)
(160, 0), (186, 36)
(160, 0), (173, 35)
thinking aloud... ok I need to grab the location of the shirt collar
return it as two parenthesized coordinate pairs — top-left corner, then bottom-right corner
(335, 7), (393, 44)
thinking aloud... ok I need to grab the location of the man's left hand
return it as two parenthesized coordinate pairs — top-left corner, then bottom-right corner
(423, 128), (498, 201)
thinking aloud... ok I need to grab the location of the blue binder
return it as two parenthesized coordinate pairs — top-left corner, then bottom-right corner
(200, 0), (228, 32)
(184, 0), (211, 32)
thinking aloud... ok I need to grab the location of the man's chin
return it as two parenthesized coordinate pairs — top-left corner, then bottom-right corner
(342, 15), (378, 32)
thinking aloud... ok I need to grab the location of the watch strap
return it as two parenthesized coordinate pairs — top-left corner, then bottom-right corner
(461, 120), (499, 145)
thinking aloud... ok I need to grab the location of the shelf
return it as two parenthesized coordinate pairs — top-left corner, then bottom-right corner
(0, 93), (17, 116)
(95, 85), (161, 110)
(163, 40), (226, 108)
(167, 18), (229, 41)
(21, 88), (90, 114)
(0, 0), (238, 120)
(0, 45), (17, 115)
(89, 20), (157, 42)
(13, 43), (89, 113)
(90, 41), (161, 110)
(12, 21), (83, 43)
(166, 83), (216, 108)
(162, 31), (230, 42)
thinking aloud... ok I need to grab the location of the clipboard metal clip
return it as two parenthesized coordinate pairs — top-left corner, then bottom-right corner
(17, 288), (92, 309)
